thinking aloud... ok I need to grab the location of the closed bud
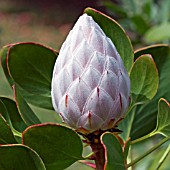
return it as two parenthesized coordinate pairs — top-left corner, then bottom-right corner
(51, 14), (130, 133)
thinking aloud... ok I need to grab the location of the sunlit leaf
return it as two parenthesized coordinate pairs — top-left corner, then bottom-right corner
(130, 54), (159, 103)
(130, 45), (170, 140)
(154, 98), (170, 137)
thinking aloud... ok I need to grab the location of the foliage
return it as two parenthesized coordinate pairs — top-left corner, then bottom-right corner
(0, 7), (170, 170)
(102, 0), (170, 46)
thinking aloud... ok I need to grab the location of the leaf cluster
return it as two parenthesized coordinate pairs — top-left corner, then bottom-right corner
(0, 7), (170, 170)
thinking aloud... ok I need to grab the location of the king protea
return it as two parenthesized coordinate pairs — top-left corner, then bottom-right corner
(51, 14), (130, 133)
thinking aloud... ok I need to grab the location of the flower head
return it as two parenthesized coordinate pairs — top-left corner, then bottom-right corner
(51, 14), (130, 133)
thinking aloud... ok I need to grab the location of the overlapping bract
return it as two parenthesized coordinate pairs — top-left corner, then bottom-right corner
(51, 14), (130, 133)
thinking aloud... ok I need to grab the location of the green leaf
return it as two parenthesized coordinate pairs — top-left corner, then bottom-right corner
(23, 123), (83, 170)
(147, 146), (170, 170)
(0, 144), (46, 170)
(123, 139), (131, 161)
(0, 45), (14, 86)
(0, 114), (17, 144)
(130, 54), (159, 103)
(158, 0), (170, 23)
(102, 133), (125, 170)
(84, 7), (134, 72)
(14, 85), (41, 126)
(0, 97), (27, 132)
(154, 98), (170, 137)
(131, 15), (149, 34)
(102, 0), (127, 17)
(129, 45), (170, 140)
(7, 42), (57, 109)
(144, 23), (170, 43)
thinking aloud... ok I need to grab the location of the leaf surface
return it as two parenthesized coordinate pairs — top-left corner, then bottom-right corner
(23, 123), (83, 170)
(14, 85), (41, 126)
(0, 144), (46, 170)
(154, 98), (170, 137)
(0, 114), (17, 144)
(6, 43), (57, 109)
(84, 7), (134, 72)
(130, 54), (158, 102)
(102, 133), (125, 170)
(130, 45), (170, 140)
(0, 97), (27, 132)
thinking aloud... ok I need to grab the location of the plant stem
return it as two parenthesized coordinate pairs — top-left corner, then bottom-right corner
(127, 137), (170, 168)
(84, 152), (95, 159)
(131, 132), (154, 144)
(155, 144), (170, 170)
(90, 140), (105, 170)
(12, 127), (22, 138)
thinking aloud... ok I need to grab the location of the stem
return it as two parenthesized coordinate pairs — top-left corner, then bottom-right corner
(131, 132), (155, 144)
(90, 140), (105, 170)
(155, 144), (170, 170)
(84, 152), (95, 159)
(126, 106), (137, 139)
(12, 127), (22, 138)
(127, 137), (170, 168)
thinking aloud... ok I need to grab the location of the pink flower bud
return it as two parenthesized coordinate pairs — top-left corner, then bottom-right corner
(51, 14), (130, 133)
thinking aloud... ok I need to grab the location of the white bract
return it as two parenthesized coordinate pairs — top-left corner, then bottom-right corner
(51, 14), (130, 133)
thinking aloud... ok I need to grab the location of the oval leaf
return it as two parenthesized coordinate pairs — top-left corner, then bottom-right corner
(130, 45), (170, 140)
(7, 42), (57, 109)
(22, 123), (83, 170)
(14, 85), (41, 126)
(0, 97), (27, 132)
(0, 144), (46, 170)
(154, 98), (170, 137)
(102, 133), (125, 170)
(84, 7), (134, 72)
(130, 54), (159, 102)
(0, 114), (17, 144)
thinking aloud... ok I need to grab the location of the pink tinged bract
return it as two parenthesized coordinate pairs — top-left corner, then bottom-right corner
(51, 13), (130, 133)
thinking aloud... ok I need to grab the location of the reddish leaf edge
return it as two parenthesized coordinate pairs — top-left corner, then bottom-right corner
(130, 54), (159, 77)
(130, 54), (159, 103)
(0, 143), (36, 150)
(6, 41), (58, 83)
(22, 123), (78, 144)
(100, 133), (108, 170)
(7, 41), (58, 55)
(160, 98), (170, 107)
(130, 54), (159, 82)
(134, 44), (170, 54)
(0, 143), (46, 168)
(1, 42), (58, 89)
(0, 143), (43, 158)
(80, 161), (96, 169)
(84, 7), (134, 71)
(101, 132), (129, 169)
(84, 7), (133, 49)
(0, 113), (17, 144)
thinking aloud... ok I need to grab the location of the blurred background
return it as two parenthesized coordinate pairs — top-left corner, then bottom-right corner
(0, 0), (170, 169)
(0, 0), (103, 49)
(0, 0), (169, 50)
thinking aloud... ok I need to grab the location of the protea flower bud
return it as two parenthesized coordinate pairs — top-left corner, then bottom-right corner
(51, 14), (130, 133)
